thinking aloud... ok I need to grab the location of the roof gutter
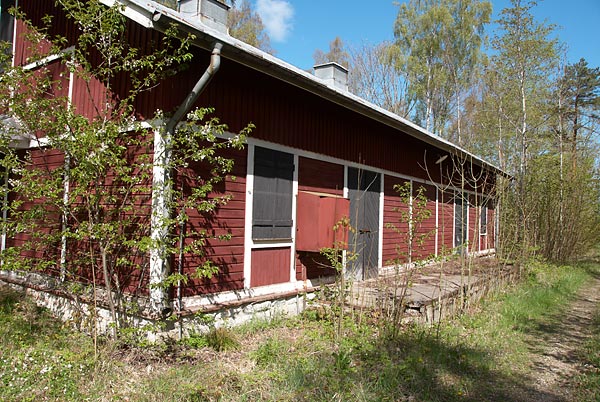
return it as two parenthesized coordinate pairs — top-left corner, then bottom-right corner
(149, 41), (223, 318)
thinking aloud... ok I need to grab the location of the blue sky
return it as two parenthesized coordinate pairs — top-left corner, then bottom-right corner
(252, 0), (600, 71)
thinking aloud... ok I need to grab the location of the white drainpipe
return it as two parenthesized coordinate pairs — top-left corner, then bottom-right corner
(149, 42), (223, 317)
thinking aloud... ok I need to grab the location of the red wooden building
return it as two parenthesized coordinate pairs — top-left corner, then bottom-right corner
(0, 0), (502, 321)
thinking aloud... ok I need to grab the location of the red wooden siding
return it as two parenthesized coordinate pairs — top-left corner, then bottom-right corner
(438, 190), (455, 255)
(41, 59), (70, 101)
(128, 44), (484, 186)
(60, 137), (153, 294)
(15, 2), (171, 123)
(296, 157), (344, 281)
(298, 157), (344, 196)
(176, 146), (247, 296)
(468, 202), (478, 252)
(70, 70), (112, 121)
(197, 63), (451, 184)
(13, 2), (77, 67)
(14, 21), (55, 67)
(7, 135), (154, 295)
(412, 184), (437, 260)
(68, 137), (154, 294)
(7, 149), (65, 273)
(382, 175), (410, 265)
(251, 247), (291, 287)
(7, 57), (70, 138)
(383, 179), (438, 264)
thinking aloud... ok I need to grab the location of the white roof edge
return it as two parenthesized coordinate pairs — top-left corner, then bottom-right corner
(313, 61), (349, 71)
(116, 0), (506, 175)
(101, 0), (155, 28)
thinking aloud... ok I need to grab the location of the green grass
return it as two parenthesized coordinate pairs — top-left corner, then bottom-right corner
(572, 262), (600, 402)
(573, 308), (600, 402)
(0, 288), (95, 401)
(1, 257), (599, 401)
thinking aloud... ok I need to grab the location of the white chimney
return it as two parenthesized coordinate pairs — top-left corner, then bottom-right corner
(178, 0), (230, 33)
(313, 62), (348, 92)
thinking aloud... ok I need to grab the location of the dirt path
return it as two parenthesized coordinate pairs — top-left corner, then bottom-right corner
(519, 274), (600, 401)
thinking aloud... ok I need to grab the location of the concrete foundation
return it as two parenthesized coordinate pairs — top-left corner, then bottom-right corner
(0, 270), (312, 341)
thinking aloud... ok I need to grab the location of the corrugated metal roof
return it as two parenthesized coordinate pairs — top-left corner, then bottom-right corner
(109, 0), (506, 176)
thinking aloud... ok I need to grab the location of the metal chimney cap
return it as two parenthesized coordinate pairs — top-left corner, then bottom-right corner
(178, 0), (230, 34)
(313, 62), (349, 91)
(313, 62), (348, 73)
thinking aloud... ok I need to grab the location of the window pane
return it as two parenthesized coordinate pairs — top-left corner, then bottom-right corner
(480, 205), (487, 235)
(454, 193), (468, 248)
(0, 0), (15, 46)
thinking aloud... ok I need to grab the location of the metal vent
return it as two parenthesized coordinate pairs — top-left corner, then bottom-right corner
(313, 62), (349, 92)
(178, 0), (229, 33)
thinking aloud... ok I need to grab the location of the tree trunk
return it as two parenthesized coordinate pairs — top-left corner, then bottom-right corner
(101, 246), (119, 339)
(571, 95), (579, 171)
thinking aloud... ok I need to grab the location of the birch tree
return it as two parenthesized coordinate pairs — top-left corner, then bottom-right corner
(491, 0), (558, 179)
(228, 0), (273, 54)
(489, 0), (559, 258)
(348, 42), (415, 118)
(393, 0), (490, 138)
(442, 0), (491, 145)
(313, 36), (350, 69)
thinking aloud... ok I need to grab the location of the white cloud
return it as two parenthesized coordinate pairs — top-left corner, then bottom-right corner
(256, 0), (294, 43)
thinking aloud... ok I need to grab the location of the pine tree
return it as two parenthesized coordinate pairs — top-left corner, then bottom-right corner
(558, 58), (600, 169)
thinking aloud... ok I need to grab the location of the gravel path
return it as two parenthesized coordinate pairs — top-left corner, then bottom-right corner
(521, 273), (600, 401)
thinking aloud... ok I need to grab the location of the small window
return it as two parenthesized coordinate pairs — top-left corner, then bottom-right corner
(480, 204), (487, 235)
(0, 0), (15, 47)
(252, 146), (294, 241)
(454, 192), (468, 248)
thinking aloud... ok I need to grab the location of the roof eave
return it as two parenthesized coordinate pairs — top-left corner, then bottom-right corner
(115, 0), (508, 177)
